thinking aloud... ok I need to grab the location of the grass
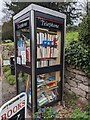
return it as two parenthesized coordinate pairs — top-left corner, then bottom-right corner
(2, 42), (14, 46)
(63, 91), (90, 119)
(71, 108), (89, 120)
(65, 32), (78, 46)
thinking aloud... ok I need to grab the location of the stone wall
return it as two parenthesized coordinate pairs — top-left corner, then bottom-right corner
(64, 67), (89, 102)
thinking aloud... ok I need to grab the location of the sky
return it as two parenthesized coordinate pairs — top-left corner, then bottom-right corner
(0, 0), (4, 25)
(0, 0), (88, 25)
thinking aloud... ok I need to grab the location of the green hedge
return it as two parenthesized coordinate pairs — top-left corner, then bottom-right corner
(3, 66), (10, 73)
(65, 41), (90, 76)
(65, 15), (90, 77)
(78, 15), (90, 48)
(3, 66), (16, 85)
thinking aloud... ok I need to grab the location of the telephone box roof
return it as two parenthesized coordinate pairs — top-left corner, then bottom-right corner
(13, 4), (66, 20)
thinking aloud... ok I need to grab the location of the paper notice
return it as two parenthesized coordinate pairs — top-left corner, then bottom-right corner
(21, 51), (26, 65)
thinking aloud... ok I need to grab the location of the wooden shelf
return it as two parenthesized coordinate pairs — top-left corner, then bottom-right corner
(37, 80), (59, 86)
(37, 44), (57, 47)
(37, 27), (48, 32)
(37, 57), (57, 61)
(37, 86), (58, 95)
(37, 28), (57, 35)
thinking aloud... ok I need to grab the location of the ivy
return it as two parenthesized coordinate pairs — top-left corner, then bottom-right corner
(65, 41), (90, 77)
(65, 15), (90, 77)
(78, 15), (90, 48)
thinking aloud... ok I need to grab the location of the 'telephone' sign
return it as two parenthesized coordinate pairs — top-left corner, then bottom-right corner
(0, 92), (27, 120)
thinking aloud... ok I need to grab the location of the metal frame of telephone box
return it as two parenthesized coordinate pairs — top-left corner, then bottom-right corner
(13, 4), (66, 114)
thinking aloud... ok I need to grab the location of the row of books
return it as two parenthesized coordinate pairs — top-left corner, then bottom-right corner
(37, 91), (57, 106)
(37, 74), (57, 106)
(37, 32), (58, 45)
(37, 46), (59, 59)
(27, 89), (57, 107)
(37, 59), (56, 67)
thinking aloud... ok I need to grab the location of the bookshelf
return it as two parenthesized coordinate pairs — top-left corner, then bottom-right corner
(37, 86), (58, 95)
(36, 69), (61, 106)
(37, 27), (61, 68)
(36, 17), (63, 106)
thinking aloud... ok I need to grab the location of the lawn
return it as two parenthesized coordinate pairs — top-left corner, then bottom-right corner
(2, 42), (14, 46)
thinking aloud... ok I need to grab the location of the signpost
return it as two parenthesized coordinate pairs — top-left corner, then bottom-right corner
(0, 92), (27, 120)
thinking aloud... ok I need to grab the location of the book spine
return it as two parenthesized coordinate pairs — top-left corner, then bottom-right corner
(37, 33), (40, 44)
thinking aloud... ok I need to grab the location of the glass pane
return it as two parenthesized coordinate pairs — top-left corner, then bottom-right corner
(37, 71), (61, 107)
(18, 72), (31, 106)
(16, 20), (30, 67)
(36, 17), (62, 68)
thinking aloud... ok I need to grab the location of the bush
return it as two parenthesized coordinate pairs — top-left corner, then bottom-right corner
(3, 66), (16, 85)
(78, 15), (90, 48)
(7, 75), (16, 85)
(33, 107), (58, 119)
(4, 69), (11, 78)
(86, 103), (90, 115)
(71, 108), (88, 120)
(3, 66), (10, 73)
(65, 41), (90, 76)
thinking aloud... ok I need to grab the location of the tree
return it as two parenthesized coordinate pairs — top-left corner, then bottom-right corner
(2, 19), (13, 41)
(2, 2), (82, 41)
(5, 2), (81, 25)
(79, 0), (90, 15)
(78, 15), (90, 48)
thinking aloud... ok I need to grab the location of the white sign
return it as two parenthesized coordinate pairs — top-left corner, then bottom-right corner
(21, 51), (26, 65)
(0, 92), (27, 120)
(17, 57), (21, 64)
(3, 60), (10, 66)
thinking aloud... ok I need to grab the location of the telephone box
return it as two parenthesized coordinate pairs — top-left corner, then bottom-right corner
(13, 4), (66, 113)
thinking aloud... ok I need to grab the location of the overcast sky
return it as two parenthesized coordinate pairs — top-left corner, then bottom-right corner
(0, 0), (4, 25)
(0, 0), (88, 25)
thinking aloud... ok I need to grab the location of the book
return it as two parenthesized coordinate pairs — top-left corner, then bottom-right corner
(38, 96), (48, 106)
(42, 47), (47, 58)
(21, 51), (26, 65)
(48, 34), (50, 40)
(17, 57), (21, 64)
(50, 47), (53, 57)
(45, 33), (47, 40)
(37, 79), (45, 83)
(49, 60), (53, 66)
(47, 47), (50, 58)
(37, 61), (40, 68)
(52, 59), (56, 66)
(43, 60), (47, 67)
(40, 32), (44, 44)
(37, 33), (40, 44)
(41, 60), (44, 67)
(53, 48), (58, 57)
(37, 47), (41, 58)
